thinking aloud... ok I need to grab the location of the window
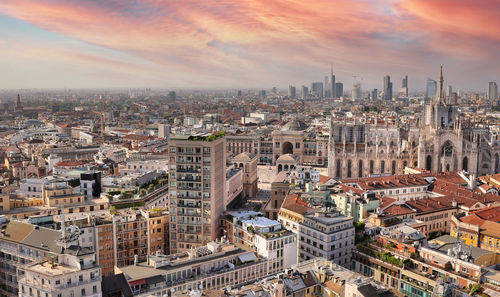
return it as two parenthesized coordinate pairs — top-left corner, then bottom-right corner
(81, 288), (86, 296)
(93, 286), (97, 294)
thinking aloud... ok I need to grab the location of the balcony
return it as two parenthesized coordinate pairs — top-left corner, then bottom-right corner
(176, 167), (201, 173)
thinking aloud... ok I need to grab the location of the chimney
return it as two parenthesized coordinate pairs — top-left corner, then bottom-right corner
(134, 254), (138, 265)
(114, 166), (119, 176)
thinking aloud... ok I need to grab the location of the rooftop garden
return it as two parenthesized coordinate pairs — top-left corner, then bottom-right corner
(185, 131), (226, 142)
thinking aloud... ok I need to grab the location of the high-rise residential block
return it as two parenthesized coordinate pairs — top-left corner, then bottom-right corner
(488, 81), (498, 101)
(167, 134), (226, 254)
(288, 85), (296, 99)
(301, 85), (309, 99)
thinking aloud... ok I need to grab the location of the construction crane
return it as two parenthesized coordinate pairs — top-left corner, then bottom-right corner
(92, 110), (104, 137)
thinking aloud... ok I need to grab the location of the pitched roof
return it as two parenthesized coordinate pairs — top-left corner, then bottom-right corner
(281, 193), (311, 215)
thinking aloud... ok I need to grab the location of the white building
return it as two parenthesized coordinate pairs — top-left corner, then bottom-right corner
(230, 211), (297, 272)
(18, 247), (102, 297)
(299, 210), (355, 266)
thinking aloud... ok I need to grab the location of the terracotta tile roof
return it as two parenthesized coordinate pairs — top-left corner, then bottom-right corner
(281, 193), (310, 215)
(383, 204), (414, 216)
(406, 197), (454, 212)
(480, 221), (500, 239)
(341, 174), (428, 190)
(380, 197), (396, 208)
(319, 174), (333, 184)
(470, 206), (500, 223)
(430, 179), (500, 208)
(338, 184), (365, 195)
(324, 280), (343, 294)
(460, 214), (485, 226)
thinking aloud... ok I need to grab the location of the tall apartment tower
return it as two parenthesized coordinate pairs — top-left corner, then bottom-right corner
(167, 134), (226, 254)
(488, 81), (498, 101)
(301, 85), (309, 99)
(288, 85), (296, 99)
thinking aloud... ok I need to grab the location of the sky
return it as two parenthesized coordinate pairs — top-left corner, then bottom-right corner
(0, 0), (499, 91)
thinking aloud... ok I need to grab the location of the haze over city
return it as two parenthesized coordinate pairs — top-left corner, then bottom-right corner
(0, 0), (499, 89)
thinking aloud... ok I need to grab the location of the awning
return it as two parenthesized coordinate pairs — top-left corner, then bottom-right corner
(129, 279), (146, 286)
(238, 252), (257, 263)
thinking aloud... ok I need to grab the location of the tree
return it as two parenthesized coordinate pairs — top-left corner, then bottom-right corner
(469, 284), (481, 295)
(354, 222), (365, 232)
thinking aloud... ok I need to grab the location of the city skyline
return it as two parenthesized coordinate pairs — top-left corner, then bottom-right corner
(0, 0), (499, 90)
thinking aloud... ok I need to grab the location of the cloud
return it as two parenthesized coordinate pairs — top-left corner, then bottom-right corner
(0, 0), (498, 89)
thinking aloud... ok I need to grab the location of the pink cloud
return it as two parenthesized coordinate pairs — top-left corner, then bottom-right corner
(0, 0), (498, 88)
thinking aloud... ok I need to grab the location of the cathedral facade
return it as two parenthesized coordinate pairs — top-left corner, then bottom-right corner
(328, 67), (500, 179)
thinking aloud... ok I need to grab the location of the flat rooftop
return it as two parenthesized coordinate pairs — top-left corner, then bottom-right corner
(25, 261), (79, 276)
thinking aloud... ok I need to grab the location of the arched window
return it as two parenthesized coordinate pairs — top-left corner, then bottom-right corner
(358, 160), (363, 177)
(426, 156), (432, 171)
(403, 161), (408, 168)
(441, 141), (453, 157)
(392, 160), (396, 174)
(347, 160), (352, 178)
(462, 157), (468, 172)
(369, 160), (374, 174)
(446, 164), (450, 171)
(381, 160), (385, 173)
(277, 164), (282, 172)
(336, 159), (341, 178)
(284, 164), (289, 171)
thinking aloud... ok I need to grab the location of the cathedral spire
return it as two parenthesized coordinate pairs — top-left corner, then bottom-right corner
(435, 64), (445, 104)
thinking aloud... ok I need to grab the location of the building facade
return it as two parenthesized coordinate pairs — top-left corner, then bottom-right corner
(167, 135), (226, 253)
(328, 67), (500, 179)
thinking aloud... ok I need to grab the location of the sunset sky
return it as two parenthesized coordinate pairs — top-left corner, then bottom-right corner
(0, 0), (498, 90)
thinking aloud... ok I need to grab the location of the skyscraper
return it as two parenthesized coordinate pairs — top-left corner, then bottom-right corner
(330, 65), (336, 98)
(426, 78), (437, 99)
(167, 134), (226, 253)
(302, 85), (309, 99)
(371, 89), (378, 101)
(324, 76), (330, 98)
(352, 82), (362, 101)
(311, 82), (323, 98)
(383, 75), (392, 100)
(488, 81), (498, 101)
(259, 90), (266, 98)
(335, 82), (343, 98)
(402, 75), (408, 97)
(288, 85), (296, 99)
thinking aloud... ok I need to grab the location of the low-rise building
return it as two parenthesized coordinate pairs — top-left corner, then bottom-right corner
(116, 241), (270, 296)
